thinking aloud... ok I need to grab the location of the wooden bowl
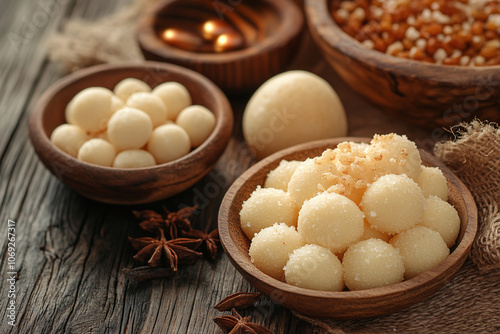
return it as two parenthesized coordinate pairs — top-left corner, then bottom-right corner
(218, 138), (477, 319)
(305, 0), (500, 129)
(29, 62), (233, 205)
(137, 0), (304, 93)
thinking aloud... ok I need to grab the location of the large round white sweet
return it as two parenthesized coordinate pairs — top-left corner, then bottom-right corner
(242, 70), (347, 159)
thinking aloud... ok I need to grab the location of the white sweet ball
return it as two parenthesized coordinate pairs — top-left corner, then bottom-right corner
(77, 138), (116, 167)
(360, 174), (425, 235)
(113, 78), (151, 102)
(107, 108), (153, 150)
(284, 244), (344, 291)
(152, 82), (192, 120)
(112, 149), (156, 168)
(287, 157), (335, 207)
(298, 192), (364, 253)
(65, 87), (114, 132)
(264, 160), (301, 192)
(147, 123), (191, 164)
(343, 238), (405, 291)
(390, 226), (450, 279)
(242, 70), (347, 159)
(366, 133), (422, 180)
(421, 196), (460, 247)
(50, 124), (89, 157)
(240, 187), (298, 239)
(249, 223), (304, 281)
(176, 105), (216, 148)
(126, 92), (168, 128)
(416, 166), (448, 201)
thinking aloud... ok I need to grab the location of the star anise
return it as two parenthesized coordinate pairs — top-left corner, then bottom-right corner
(164, 205), (197, 233)
(133, 205), (197, 239)
(182, 228), (220, 260)
(128, 229), (202, 270)
(133, 209), (169, 235)
(214, 292), (263, 312)
(213, 309), (271, 334)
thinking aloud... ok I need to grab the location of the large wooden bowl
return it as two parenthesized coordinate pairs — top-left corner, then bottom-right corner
(29, 62), (233, 205)
(218, 138), (477, 319)
(137, 0), (304, 93)
(305, 0), (500, 129)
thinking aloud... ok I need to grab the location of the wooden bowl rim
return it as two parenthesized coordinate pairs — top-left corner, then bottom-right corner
(219, 137), (478, 302)
(137, 0), (304, 63)
(304, 0), (500, 85)
(29, 61), (233, 176)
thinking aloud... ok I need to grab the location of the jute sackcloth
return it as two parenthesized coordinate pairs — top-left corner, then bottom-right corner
(47, 0), (152, 72)
(434, 120), (500, 271)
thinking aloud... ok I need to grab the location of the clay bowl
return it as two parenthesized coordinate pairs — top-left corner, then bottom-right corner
(29, 62), (233, 205)
(305, 0), (500, 129)
(218, 137), (477, 319)
(137, 0), (304, 93)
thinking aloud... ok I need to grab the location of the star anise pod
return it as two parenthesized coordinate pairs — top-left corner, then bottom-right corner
(182, 228), (220, 260)
(214, 292), (263, 312)
(213, 309), (271, 334)
(164, 205), (197, 233)
(128, 229), (203, 270)
(133, 210), (163, 228)
(133, 205), (197, 239)
(133, 209), (169, 235)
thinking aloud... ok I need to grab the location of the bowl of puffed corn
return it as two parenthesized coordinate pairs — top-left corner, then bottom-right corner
(305, 0), (500, 129)
(29, 62), (233, 204)
(219, 134), (477, 319)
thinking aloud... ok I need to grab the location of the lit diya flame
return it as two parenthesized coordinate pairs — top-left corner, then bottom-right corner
(159, 20), (245, 53)
(160, 28), (203, 51)
(214, 32), (244, 52)
(202, 19), (234, 40)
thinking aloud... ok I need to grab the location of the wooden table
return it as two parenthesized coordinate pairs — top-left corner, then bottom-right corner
(0, 0), (434, 333)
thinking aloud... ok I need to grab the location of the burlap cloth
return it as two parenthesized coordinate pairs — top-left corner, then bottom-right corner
(48, 0), (152, 72)
(48, 4), (500, 332)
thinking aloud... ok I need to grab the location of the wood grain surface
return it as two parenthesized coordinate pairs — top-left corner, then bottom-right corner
(0, 0), (441, 333)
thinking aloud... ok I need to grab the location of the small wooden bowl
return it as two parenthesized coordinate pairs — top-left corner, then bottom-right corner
(218, 138), (477, 319)
(137, 0), (304, 93)
(29, 62), (233, 205)
(305, 0), (500, 129)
